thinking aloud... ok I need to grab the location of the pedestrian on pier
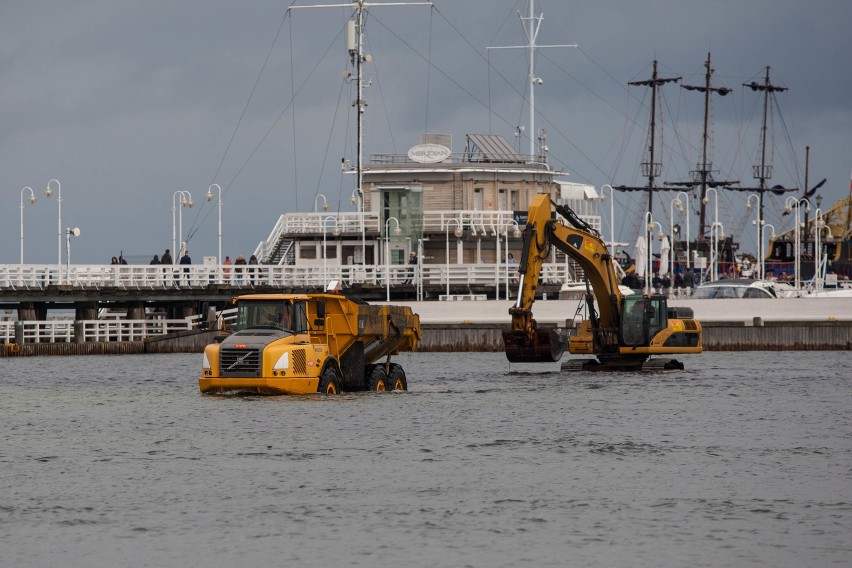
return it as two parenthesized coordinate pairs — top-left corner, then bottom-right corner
(248, 254), (258, 285)
(180, 250), (192, 285)
(234, 255), (247, 284)
(149, 255), (160, 265)
(223, 255), (232, 282)
(161, 249), (173, 286)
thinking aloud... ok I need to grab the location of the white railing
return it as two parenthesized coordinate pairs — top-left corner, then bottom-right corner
(0, 317), (197, 344)
(0, 262), (573, 291)
(254, 211), (381, 261)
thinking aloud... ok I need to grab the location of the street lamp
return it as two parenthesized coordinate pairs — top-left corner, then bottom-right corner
(65, 227), (81, 281)
(746, 193), (760, 278)
(444, 218), (463, 297)
(20, 187), (36, 266)
(784, 196), (810, 289)
(599, 184), (615, 251)
(647, 219), (664, 292)
(322, 215), (340, 288)
(762, 222), (776, 280)
(172, 190), (193, 261)
(671, 191), (690, 272)
(710, 221), (725, 281)
(206, 183), (223, 266)
(814, 208), (824, 292)
(351, 188), (366, 269)
(43, 179), (62, 283)
(504, 219), (521, 300)
(314, 194), (328, 213)
(385, 216), (402, 301)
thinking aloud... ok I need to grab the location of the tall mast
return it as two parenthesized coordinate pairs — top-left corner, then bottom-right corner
(614, 60), (680, 215)
(488, 0), (575, 161)
(290, 1), (431, 266)
(666, 53), (736, 238)
(747, 66), (789, 234)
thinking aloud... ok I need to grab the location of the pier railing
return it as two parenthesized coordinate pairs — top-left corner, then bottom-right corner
(0, 317), (197, 344)
(0, 262), (572, 293)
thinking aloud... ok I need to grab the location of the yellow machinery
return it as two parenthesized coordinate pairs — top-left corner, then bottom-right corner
(503, 194), (702, 371)
(199, 293), (420, 395)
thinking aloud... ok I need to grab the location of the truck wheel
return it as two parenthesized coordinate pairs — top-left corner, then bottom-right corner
(388, 364), (407, 391)
(318, 368), (340, 394)
(366, 365), (388, 392)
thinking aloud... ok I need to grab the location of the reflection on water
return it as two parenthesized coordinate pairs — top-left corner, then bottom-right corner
(1, 351), (849, 567)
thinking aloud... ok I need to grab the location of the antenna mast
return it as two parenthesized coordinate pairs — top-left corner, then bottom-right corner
(289, 1), (431, 266)
(488, 0), (576, 162)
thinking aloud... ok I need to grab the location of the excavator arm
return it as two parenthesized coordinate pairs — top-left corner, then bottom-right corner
(505, 193), (624, 362)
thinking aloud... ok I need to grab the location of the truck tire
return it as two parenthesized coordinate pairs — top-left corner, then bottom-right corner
(319, 368), (340, 394)
(388, 364), (407, 391)
(366, 365), (388, 392)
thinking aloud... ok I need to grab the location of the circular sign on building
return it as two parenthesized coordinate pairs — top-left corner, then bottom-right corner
(407, 143), (451, 164)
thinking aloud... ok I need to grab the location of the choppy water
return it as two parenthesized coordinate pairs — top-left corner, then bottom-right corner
(1, 351), (850, 567)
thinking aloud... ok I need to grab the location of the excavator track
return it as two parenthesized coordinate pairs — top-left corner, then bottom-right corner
(560, 357), (685, 372)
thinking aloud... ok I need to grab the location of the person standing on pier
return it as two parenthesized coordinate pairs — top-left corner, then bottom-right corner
(161, 249), (173, 285)
(179, 250), (192, 285)
(248, 254), (258, 286)
(223, 255), (232, 282)
(234, 255), (247, 284)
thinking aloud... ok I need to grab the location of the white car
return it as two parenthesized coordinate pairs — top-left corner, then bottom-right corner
(692, 278), (798, 299)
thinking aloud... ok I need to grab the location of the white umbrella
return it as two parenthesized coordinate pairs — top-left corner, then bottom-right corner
(634, 235), (647, 280)
(658, 235), (670, 277)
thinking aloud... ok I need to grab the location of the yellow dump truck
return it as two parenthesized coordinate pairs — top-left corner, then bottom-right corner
(199, 293), (421, 395)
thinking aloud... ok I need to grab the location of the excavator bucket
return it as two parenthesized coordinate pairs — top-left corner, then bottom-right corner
(502, 328), (565, 363)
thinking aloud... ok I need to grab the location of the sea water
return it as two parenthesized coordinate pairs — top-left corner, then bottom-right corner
(1, 351), (849, 567)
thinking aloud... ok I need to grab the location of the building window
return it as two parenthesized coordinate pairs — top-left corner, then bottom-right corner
(498, 188), (508, 211)
(473, 187), (483, 210)
(510, 189), (519, 211)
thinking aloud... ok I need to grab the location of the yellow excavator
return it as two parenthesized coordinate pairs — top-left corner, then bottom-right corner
(503, 193), (702, 371)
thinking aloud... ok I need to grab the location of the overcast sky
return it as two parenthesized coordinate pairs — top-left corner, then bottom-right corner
(2, 0), (850, 264)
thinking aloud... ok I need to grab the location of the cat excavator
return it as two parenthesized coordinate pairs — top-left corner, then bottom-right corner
(503, 193), (702, 371)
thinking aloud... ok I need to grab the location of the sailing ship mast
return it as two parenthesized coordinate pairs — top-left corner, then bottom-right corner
(664, 53), (738, 239)
(613, 60), (681, 215)
(734, 66), (797, 278)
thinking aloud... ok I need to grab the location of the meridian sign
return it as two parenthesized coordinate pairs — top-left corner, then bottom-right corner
(407, 144), (451, 164)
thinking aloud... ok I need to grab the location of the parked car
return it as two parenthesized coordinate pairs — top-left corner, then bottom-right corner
(692, 278), (798, 299)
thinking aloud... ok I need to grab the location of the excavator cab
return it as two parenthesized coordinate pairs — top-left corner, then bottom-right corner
(619, 294), (666, 347)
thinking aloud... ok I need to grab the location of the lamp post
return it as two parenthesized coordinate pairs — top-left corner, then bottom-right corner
(314, 194), (328, 213)
(762, 223), (776, 280)
(671, 191), (690, 272)
(206, 183), (223, 266)
(710, 221), (725, 281)
(321, 215), (339, 288)
(647, 219), (664, 292)
(350, 188), (366, 269)
(43, 179), (62, 283)
(172, 190), (193, 261)
(599, 184), (615, 251)
(784, 196), (810, 289)
(702, 187), (719, 280)
(504, 219), (521, 300)
(65, 227), (81, 280)
(385, 216), (402, 301)
(20, 187), (36, 266)
(745, 193), (760, 278)
(814, 208), (823, 291)
(443, 218), (463, 297)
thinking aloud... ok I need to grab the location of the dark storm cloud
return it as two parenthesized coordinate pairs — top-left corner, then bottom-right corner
(1, 0), (850, 263)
